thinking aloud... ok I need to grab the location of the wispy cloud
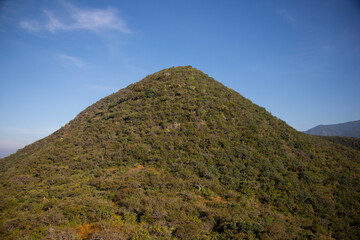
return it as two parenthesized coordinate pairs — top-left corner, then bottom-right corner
(20, 1), (131, 34)
(58, 54), (86, 68)
(44, 10), (66, 33)
(20, 20), (41, 32)
(276, 9), (296, 25)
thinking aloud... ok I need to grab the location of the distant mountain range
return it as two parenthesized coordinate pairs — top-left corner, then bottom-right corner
(305, 120), (360, 138)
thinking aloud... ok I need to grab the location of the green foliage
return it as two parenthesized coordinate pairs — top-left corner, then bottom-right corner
(1, 66), (360, 239)
(320, 135), (360, 151)
(29, 227), (48, 240)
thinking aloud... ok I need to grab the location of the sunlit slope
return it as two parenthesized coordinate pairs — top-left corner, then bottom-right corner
(1, 66), (359, 239)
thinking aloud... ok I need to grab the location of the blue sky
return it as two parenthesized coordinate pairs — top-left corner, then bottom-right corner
(1, 0), (360, 157)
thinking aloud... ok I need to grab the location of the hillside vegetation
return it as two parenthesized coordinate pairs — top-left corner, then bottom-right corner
(320, 136), (360, 151)
(1, 66), (360, 239)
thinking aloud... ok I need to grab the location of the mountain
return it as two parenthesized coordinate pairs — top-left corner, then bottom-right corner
(1, 66), (360, 240)
(320, 136), (360, 151)
(305, 120), (360, 138)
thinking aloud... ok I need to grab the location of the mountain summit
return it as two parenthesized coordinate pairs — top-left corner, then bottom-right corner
(1, 66), (360, 239)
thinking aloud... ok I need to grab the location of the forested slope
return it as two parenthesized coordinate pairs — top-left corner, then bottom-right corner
(1, 66), (359, 239)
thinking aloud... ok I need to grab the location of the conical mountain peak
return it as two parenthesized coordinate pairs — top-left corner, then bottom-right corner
(1, 67), (359, 239)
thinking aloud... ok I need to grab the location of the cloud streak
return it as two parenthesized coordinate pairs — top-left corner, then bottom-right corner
(276, 9), (296, 25)
(20, 20), (41, 32)
(58, 54), (86, 68)
(20, 1), (131, 34)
